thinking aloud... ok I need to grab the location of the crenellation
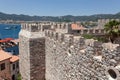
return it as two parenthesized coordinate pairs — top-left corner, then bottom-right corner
(64, 34), (73, 47)
(57, 24), (60, 29)
(61, 23), (64, 29)
(77, 29), (106, 35)
(58, 33), (64, 42)
(46, 30), (50, 37)
(19, 22), (120, 80)
(48, 30), (53, 39)
(53, 31), (58, 40)
(22, 23), (52, 32)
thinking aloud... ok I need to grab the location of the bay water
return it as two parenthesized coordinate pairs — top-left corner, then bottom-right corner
(0, 24), (21, 39)
(0, 24), (21, 55)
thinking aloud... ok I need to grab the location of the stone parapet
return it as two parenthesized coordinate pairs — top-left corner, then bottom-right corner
(45, 30), (118, 50)
(45, 30), (120, 80)
(22, 23), (41, 32)
(19, 24), (46, 80)
(19, 22), (120, 80)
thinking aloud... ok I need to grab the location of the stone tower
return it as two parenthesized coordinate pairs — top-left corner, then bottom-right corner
(19, 23), (45, 80)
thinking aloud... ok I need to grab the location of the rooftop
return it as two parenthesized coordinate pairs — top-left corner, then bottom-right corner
(0, 49), (19, 62)
(0, 49), (12, 61)
(71, 23), (86, 30)
(10, 55), (19, 62)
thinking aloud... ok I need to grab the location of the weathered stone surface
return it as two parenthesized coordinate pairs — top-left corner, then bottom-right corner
(30, 38), (45, 80)
(19, 23), (120, 80)
(19, 25), (45, 80)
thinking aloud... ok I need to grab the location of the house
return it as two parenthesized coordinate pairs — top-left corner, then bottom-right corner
(0, 49), (19, 80)
(70, 23), (86, 34)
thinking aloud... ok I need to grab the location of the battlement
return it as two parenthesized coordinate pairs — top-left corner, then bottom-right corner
(45, 30), (119, 51)
(20, 22), (120, 80)
(77, 28), (106, 35)
(52, 23), (70, 29)
(21, 23), (42, 32)
(50, 23), (106, 35)
(44, 30), (120, 80)
(21, 22), (106, 36)
(21, 23), (53, 32)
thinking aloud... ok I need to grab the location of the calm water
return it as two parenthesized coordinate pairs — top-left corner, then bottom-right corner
(0, 24), (21, 39)
(0, 24), (21, 55)
(5, 45), (19, 55)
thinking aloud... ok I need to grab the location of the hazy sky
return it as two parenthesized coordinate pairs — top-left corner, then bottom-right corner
(0, 0), (119, 16)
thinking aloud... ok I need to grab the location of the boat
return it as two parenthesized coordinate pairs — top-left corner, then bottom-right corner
(4, 26), (11, 30)
(12, 26), (17, 29)
(4, 26), (17, 30)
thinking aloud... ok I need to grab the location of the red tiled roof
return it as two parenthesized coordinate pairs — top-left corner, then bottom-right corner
(71, 24), (85, 30)
(5, 38), (14, 41)
(0, 50), (12, 61)
(10, 55), (19, 62)
(0, 38), (13, 42)
(0, 39), (8, 42)
(0, 49), (19, 62)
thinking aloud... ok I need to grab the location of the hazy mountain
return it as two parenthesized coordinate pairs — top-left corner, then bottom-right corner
(0, 12), (120, 21)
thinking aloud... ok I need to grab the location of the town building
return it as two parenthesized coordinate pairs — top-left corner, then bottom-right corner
(0, 49), (19, 80)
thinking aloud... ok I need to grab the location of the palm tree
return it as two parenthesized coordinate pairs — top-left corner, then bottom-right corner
(104, 20), (120, 43)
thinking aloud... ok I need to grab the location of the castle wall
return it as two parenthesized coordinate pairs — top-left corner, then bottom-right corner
(29, 38), (45, 80)
(19, 23), (120, 80)
(45, 30), (120, 80)
(19, 23), (45, 80)
(54, 23), (70, 33)
(19, 35), (30, 80)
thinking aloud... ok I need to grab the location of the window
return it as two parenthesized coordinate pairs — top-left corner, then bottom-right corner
(12, 75), (15, 80)
(13, 64), (15, 70)
(77, 30), (80, 33)
(16, 62), (19, 68)
(1, 63), (5, 71)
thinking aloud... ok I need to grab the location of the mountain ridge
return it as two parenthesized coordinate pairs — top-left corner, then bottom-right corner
(0, 12), (120, 21)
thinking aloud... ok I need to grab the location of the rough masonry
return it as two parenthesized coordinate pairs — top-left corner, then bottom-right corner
(19, 23), (120, 80)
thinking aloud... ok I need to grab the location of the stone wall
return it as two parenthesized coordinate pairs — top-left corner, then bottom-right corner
(19, 23), (45, 80)
(19, 35), (30, 80)
(45, 30), (120, 80)
(19, 23), (120, 80)
(51, 23), (106, 35)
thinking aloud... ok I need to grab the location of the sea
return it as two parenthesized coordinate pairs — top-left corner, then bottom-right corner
(0, 24), (21, 39)
(0, 24), (21, 55)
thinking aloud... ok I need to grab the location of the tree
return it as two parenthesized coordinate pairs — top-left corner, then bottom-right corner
(104, 20), (120, 43)
(17, 74), (21, 80)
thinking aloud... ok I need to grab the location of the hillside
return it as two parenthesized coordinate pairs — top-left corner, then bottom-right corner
(0, 12), (120, 21)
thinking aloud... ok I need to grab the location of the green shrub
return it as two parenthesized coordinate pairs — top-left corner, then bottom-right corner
(82, 34), (94, 39)
(17, 74), (21, 80)
(96, 37), (107, 42)
(82, 34), (107, 42)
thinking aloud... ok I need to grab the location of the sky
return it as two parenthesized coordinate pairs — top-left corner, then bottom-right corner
(0, 0), (119, 16)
